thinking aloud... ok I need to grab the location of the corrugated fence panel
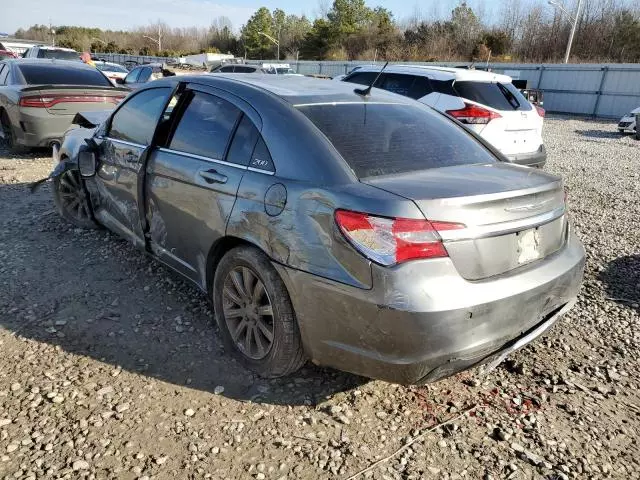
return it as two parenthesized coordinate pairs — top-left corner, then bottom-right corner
(97, 54), (640, 118)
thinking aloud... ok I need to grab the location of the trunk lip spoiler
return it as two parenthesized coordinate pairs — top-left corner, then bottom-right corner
(20, 84), (129, 94)
(439, 205), (565, 241)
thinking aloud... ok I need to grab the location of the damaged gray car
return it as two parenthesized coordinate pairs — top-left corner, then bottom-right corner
(49, 75), (585, 384)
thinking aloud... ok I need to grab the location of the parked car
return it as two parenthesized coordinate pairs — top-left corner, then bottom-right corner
(0, 50), (18, 60)
(211, 63), (301, 75)
(22, 46), (80, 61)
(94, 61), (129, 84)
(0, 59), (127, 150)
(340, 65), (547, 168)
(51, 75), (584, 384)
(120, 63), (176, 90)
(618, 107), (639, 134)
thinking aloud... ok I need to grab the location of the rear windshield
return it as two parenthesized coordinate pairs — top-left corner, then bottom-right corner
(96, 63), (127, 73)
(297, 103), (496, 178)
(36, 49), (80, 61)
(18, 64), (112, 86)
(454, 81), (532, 111)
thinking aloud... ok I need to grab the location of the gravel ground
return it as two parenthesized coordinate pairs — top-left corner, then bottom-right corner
(0, 116), (638, 480)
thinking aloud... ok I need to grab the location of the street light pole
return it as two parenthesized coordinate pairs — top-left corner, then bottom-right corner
(258, 31), (280, 60)
(548, 0), (583, 63)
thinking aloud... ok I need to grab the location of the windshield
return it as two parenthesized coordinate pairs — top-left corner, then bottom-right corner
(454, 81), (532, 111)
(297, 103), (496, 178)
(96, 63), (128, 73)
(36, 49), (80, 61)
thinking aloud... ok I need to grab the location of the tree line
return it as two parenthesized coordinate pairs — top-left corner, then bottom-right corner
(13, 0), (640, 63)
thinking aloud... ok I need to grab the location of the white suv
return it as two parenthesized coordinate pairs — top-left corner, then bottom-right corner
(340, 65), (547, 168)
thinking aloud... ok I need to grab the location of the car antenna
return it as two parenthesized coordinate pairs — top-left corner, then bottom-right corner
(354, 61), (389, 97)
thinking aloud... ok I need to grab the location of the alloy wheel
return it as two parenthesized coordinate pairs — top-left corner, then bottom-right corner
(222, 266), (275, 360)
(57, 170), (92, 223)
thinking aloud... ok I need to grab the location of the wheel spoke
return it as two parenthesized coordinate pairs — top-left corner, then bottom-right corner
(65, 172), (79, 188)
(257, 304), (273, 317)
(230, 318), (249, 342)
(244, 324), (254, 355)
(223, 285), (243, 307)
(252, 280), (265, 304)
(224, 307), (244, 319)
(66, 196), (81, 211)
(242, 267), (254, 298)
(256, 318), (274, 343)
(60, 177), (75, 191)
(230, 270), (247, 298)
(253, 325), (267, 357)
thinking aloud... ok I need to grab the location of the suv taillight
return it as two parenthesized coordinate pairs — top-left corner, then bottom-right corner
(335, 210), (465, 266)
(446, 103), (501, 125)
(535, 105), (545, 117)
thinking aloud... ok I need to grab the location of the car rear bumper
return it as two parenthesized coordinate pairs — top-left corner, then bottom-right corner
(504, 144), (547, 168)
(16, 109), (75, 147)
(275, 229), (584, 384)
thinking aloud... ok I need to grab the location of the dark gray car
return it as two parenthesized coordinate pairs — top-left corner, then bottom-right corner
(51, 75), (585, 384)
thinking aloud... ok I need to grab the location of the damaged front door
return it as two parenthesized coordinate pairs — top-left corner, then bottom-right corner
(92, 87), (172, 248)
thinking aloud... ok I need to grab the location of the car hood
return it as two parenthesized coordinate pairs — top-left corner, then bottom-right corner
(72, 110), (113, 129)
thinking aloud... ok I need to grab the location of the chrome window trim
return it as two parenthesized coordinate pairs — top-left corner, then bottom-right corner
(248, 166), (275, 176)
(440, 206), (566, 241)
(105, 137), (146, 149)
(157, 147), (247, 171)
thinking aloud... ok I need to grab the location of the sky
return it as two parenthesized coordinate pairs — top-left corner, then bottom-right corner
(1, 0), (501, 34)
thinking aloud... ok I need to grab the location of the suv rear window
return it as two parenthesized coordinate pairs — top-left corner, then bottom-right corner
(298, 103), (496, 178)
(18, 64), (112, 86)
(454, 81), (532, 111)
(36, 49), (80, 61)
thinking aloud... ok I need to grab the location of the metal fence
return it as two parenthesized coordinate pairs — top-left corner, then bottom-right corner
(96, 52), (640, 119)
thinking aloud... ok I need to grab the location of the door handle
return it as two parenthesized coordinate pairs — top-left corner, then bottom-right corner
(199, 169), (228, 184)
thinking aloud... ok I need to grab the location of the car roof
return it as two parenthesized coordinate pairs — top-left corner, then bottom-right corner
(350, 64), (513, 83)
(197, 73), (419, 105)
(32, 46), (77, 52)
(2, 58), (96, 70)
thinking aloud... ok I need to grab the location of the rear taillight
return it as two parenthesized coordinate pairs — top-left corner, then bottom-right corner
(446, 103), (501, 125)
(335, 210), (465, 266)
(19, 94), (122, 108)
(535, 105), (545, 117)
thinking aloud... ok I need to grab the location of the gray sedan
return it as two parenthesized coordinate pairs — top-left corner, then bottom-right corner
(0, 59), (127, 150)
(51, 74), (585, 384)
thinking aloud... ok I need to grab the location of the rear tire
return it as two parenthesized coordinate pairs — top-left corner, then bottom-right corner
(52, 169), (99, 229)
(0, 111), (22, 152)
(213, 246), (306, 377)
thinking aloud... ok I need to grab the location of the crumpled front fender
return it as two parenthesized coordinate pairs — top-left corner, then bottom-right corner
(29, 156), (78, 193)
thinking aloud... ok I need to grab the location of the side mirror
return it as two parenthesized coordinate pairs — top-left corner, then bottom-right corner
(115, 77), (125, 84)
(78, 151), (97, 178)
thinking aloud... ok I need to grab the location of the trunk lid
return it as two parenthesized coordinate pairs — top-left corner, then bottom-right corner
(20, 85), (127, 116)
(364, 163), (567, 280)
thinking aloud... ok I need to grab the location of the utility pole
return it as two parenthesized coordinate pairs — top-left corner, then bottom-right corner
(548, 0), (583, 63)
(49, 19), (55, 47)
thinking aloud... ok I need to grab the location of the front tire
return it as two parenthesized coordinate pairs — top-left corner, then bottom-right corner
(52, 169), (99, 229)
(213, 246), (306, 377)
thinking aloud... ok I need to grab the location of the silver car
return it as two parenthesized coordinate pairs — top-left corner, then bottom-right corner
(50, 75), (585, 384)
(0, 59), (127, 150)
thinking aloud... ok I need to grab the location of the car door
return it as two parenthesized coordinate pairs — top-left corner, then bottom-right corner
(144, 84), (257, 287)
(92, 86), (173, 248)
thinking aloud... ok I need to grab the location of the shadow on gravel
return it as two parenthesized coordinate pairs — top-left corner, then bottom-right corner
(574, 129), (625, 140)
(0, 180), (368, 407)
(599, 255), (640, 313)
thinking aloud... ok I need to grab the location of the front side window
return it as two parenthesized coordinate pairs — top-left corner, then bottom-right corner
(124, 68), (141, 84)
(168, 91), (241, 160)
(298, 102), (496, 178)
(109, 87), (171, 145)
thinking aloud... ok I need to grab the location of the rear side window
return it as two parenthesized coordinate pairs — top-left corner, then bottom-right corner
(454, 81), (532, 111)
(219, 66), (235, 72)
(36, 49), (79, 61)
(298, 103), (495, 178)
(250, 138), (274, 172)
(109, 87), (171, 145)
(235, 66), (257, 73)
(169, 91), (241, 160)
(379, 73), (433, 99)
(17, 64), (112, 86)
(226, 115), (260, 165)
